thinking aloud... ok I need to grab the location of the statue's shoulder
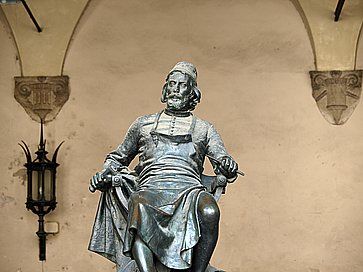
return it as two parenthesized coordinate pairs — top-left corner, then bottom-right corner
(193, 115), (214, 129)
(193, 115), (216, 137)
(133, 113), (159, 126)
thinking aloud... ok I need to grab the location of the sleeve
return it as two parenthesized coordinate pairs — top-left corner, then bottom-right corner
(206, 123), (229, 160)
(103, 118), (141, 171)
(206, 123), (237, 182)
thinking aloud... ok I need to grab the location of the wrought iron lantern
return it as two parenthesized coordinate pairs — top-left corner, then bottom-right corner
(19, 120), (63, 261)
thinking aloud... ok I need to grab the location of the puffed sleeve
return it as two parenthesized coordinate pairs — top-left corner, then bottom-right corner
(103, 118), (141, 170)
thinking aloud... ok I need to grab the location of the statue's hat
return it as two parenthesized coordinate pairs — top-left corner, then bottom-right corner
(169, 61), (197, 81)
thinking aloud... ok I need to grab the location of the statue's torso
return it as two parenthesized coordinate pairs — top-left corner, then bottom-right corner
(133, 112), (212, 177)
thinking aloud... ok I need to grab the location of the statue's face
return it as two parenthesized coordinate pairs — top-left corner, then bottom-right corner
(165, 72), (191, 111)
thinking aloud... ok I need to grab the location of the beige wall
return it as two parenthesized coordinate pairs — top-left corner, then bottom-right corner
(1, 1), (363, 272)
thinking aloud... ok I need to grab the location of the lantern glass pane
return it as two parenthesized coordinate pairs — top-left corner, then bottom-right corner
(32, 171), (42, 201)
(44, 170), (53, 201)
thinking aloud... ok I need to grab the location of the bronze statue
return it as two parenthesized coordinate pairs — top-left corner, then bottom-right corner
(89, 62), (241, 272)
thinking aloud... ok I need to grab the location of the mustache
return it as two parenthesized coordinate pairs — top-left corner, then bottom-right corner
(167, 93), (183, 99)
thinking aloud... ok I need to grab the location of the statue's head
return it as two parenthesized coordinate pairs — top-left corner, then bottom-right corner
(161, 62), (201, 112)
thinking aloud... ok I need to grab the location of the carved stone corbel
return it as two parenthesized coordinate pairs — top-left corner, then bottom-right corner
(309, 70), (362, 125)
(14, 76), (70, 123)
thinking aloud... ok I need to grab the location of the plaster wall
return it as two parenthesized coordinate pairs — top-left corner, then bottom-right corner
(1, 1), (363, 272)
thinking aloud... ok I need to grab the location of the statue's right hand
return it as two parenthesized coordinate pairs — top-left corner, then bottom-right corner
(89, 170), (110, 193)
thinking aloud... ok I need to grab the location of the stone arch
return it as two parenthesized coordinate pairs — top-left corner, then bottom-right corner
(62, 0), (314, 77)
(356, 27), (363, 69)
(0, 1), (90, 76)
(0, 8), (22, 75)
(289, 0), (317, 68)
(60, 1), (92, 75)
(290, 0), (363, 70)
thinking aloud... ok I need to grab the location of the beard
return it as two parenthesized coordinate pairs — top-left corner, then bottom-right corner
(166, 94), (190, 111)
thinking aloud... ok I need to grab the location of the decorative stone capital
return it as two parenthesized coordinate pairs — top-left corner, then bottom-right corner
(14, 76), (70, 123)
(309, 70), (362, 125)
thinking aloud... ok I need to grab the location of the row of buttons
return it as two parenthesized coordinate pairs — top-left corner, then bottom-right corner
(170, 116), (176, 135)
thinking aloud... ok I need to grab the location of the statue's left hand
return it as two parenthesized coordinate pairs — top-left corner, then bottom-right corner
(218, 156), (238, 179)
(89, 170), (111, 192)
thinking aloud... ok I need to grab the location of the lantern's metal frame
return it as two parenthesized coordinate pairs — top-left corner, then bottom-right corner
(19, 120), (63, 261)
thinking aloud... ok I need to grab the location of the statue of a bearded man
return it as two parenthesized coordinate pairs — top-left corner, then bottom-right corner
(89, 62), (239, 272)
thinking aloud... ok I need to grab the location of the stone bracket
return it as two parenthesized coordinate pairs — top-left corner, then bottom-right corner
(14, 76), (70, 123)
(309, 70), (362, 125)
